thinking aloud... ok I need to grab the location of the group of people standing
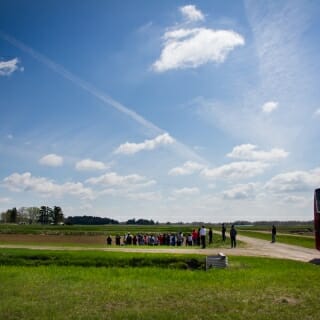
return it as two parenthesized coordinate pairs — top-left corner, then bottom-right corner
(197, 224), (237, 249)
(189, 223), (276, 248)
(106, 224), (277, 248)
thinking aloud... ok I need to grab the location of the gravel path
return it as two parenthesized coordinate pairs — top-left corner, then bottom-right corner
(226, 234), (320, 263)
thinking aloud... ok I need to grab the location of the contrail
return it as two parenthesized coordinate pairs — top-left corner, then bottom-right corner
(0, 30), (161, 135)
(0, 30), (206, 163)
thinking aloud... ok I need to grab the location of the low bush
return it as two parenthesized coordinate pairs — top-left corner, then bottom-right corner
(0, 248), (204, 270)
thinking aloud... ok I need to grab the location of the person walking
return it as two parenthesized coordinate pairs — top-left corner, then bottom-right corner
(197, 228), (201, 246)
(230, 225), (237, 248)
(222, 223), (226, 242)
(208, 227), (213, 244)
(200, 225), (206, 249)
(115, 234), (121, 246)
(271, 224), (277, 243)
(192, 229), (198, 246)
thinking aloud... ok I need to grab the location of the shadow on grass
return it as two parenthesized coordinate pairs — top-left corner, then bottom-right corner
(309, 258), (320, 265)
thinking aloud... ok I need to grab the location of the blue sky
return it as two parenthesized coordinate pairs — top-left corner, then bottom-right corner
(1, 0), (320, 222)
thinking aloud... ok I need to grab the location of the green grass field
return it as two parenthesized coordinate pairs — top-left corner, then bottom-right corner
(0, 250), (319, 320)
(233, 223), (315, 249)
(0, 222), (319, 319)
(237, 230), (315, 248)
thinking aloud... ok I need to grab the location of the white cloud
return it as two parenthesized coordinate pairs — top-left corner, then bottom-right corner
(201, 161), (269, 180)
(222, 183), (259, 199)
(153, 27), (244, 72)
(180, 5), (205, 22)
(100, 188), (161, 201)
(0, 58), (21, 76)
(281, 195), (309, 205)
(86, 172), (156, 189)
(75, 159), (108, 171)
(227, 144), (288, 162)
(265, 168), (320, 193)
(169, 161), (205, 176)
(245, 0), (312, 102)
(3, 172), (93, 199)
(114, 133), (175, 155)
(39, 154), (63, 167)
(173, 187), (200, 196)
(261, 101), (279, 113)
(61, 182), (94, 199)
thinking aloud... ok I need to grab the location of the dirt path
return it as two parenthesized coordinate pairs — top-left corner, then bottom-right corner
(1, 233), (320, 263)
(228, 234), (320, 263)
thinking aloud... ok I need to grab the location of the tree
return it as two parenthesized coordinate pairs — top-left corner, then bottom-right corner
(17, 207), (30, 224)
(9, 207), (17, 223)
(126, 218), (136, 225)
(26, 207), (40, 224)
(0, 211), (10, 223)
(53, 206), (64, 224)
(38, 206), (53, 224)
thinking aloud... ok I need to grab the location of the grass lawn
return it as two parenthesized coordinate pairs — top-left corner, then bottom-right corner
(0, 250), (319, 319)
(237, 230), (315, 249)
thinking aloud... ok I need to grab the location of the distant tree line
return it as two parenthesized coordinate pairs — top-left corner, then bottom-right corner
(0, 206), (64, 225)
(126, 218), (155, 225)
(65, 216), (119, 225)
(64, 217), (156, 225)
(0, 207), (313, 226)
(0, 207), (157, 226)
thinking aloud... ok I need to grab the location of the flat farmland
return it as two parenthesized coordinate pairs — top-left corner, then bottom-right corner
(0, 233), (107, 246)
(1, 227), (320, 263)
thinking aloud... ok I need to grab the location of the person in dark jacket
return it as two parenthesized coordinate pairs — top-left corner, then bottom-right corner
(115, 234), (121, 246)
(271, 225), (277, 243)
(208, 228), (213, 244)
(222, 223), (226, 242)
(230, 225), (237, 248)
